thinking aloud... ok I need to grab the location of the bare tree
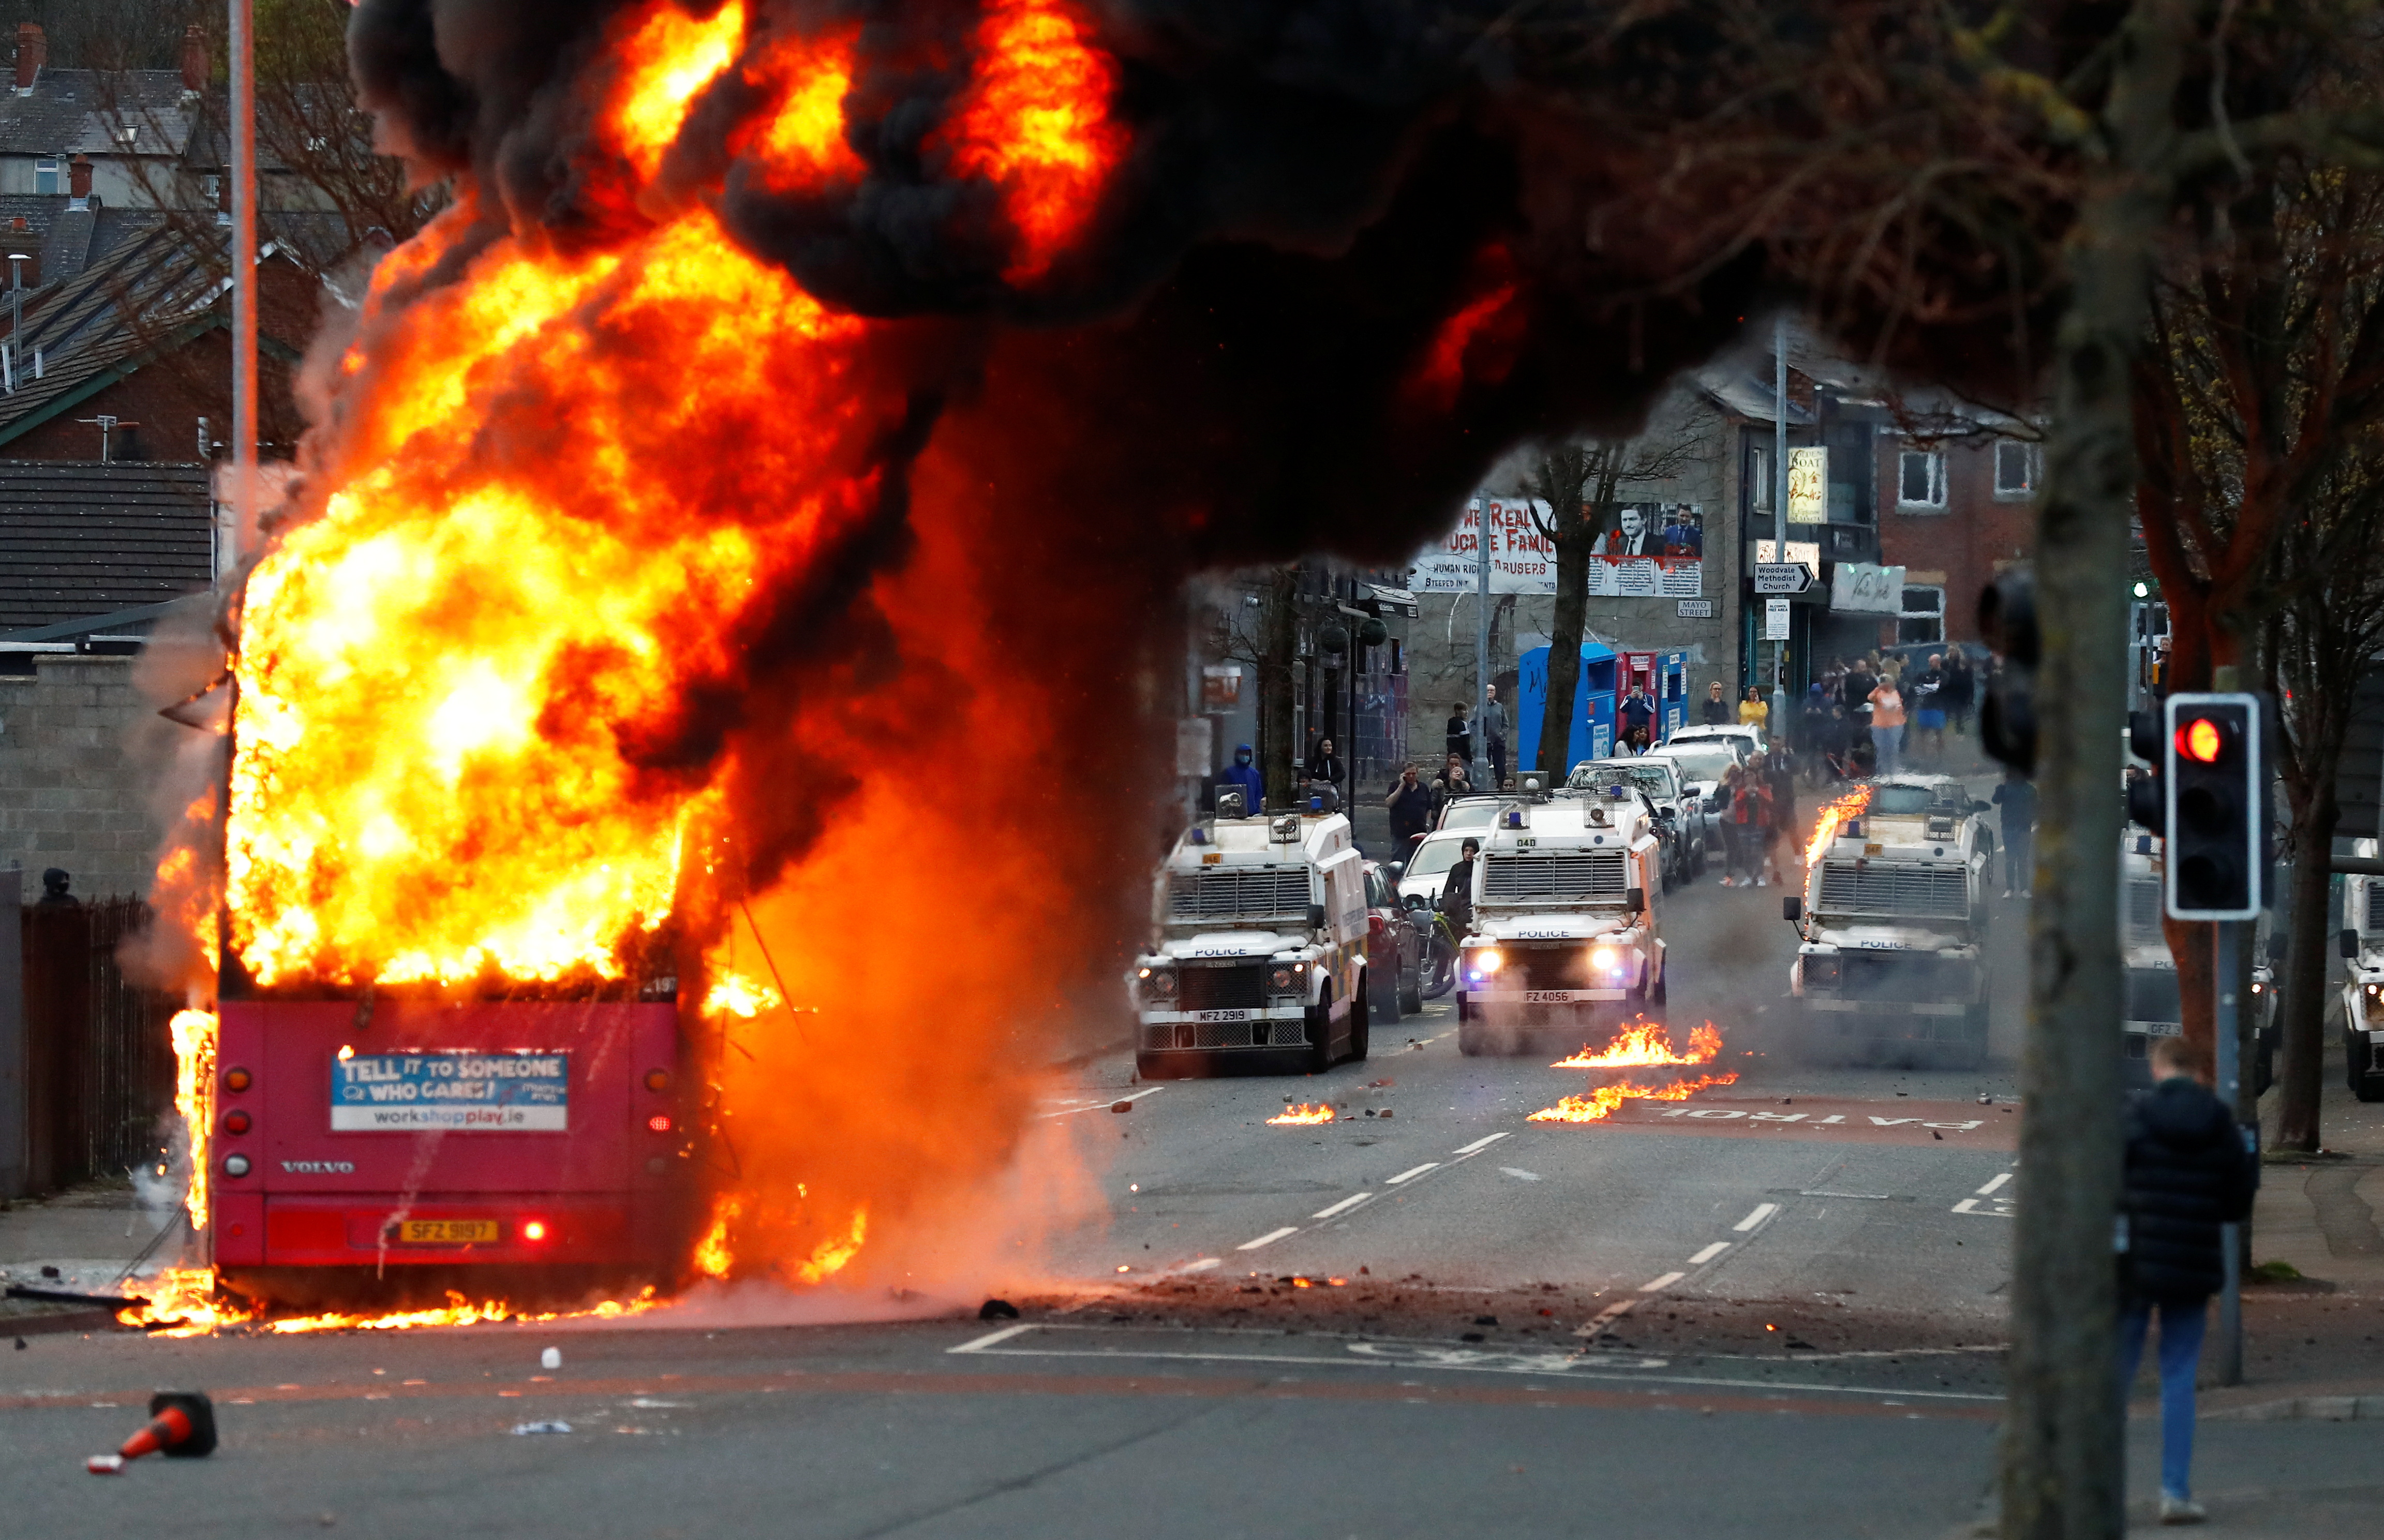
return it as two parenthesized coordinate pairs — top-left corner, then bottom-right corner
(2261, 450), (2384, 1147)
(1525, 424), (1706, 776)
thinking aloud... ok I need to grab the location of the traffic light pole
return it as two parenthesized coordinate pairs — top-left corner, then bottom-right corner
(2213, 921), (2244, 1385)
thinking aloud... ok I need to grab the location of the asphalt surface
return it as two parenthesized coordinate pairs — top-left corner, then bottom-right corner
(20, 768), (2291, 1538)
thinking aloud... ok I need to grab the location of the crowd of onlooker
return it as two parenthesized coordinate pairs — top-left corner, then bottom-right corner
(1726, 647), (1986, 784)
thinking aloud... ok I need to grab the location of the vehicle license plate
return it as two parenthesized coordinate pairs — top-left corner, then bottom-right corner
(396, 1219), (500, 1245)
(1523, 990), (1586, 1004)
(1195, 1009), (1251, 1022)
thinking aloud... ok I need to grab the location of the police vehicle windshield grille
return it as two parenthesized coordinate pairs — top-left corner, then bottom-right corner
(2127, 879), (2162, 937)
(1483, 851), (1629, 902)
(1168, 869), (1311, 921)
(1817, 860), (1968, 918)
(2125, 967), (2183, 1026)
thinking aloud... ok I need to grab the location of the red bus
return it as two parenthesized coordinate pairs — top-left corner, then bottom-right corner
(206, 987), (693, 1305)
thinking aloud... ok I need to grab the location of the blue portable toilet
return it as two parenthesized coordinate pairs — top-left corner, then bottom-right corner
(1516, 641), (1619, 775)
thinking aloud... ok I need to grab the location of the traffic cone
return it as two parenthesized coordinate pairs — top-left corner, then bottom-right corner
(88, 1391), (216, 1472)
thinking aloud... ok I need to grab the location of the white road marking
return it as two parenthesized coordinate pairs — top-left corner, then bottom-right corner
(1311, 1193), (1371, 1220)
(1637, 1272), (1686, 1292)
(1733, 1202), (1779, 1232)
(949, 1323), (1036, 1353)
(1171, 1257), (1222, 1274)
(1037, 1086), (1165, 1118)
(1975, 1172), (2013, 1197)
(1574, 1298), (1638, 1338)
(1452, 1132), (1511, 1155)
(1686, 1242), (1731, 1265)
(1236, 1227), (1300, 1251)
(1951, 1198), (2014, 1217)
(1387, 1162), (1439, 1185)
(1498, 1168), (1542, 1182)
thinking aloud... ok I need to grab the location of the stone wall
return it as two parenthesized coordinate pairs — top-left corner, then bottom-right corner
(0, 654), (163, 901)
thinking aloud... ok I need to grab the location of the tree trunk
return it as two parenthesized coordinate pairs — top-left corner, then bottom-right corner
(1259, 564), (1299, 811)
(1540, 524), (1593, 776)
(2276, 780), (2338, 1149)
(2160, 914), (2217, 1073)
(2002, 7), (2187, 1536)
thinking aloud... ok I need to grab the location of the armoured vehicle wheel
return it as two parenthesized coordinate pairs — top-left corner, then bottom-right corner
(1349, 981), (1370, 1060)
(1372, 970), (1402, 1024)
(1135, 1052), (1185, 1081)
(1458, 1023), (1491, 1056)
(2352, 1030), (2384, 1101)
(1398, 972), (1423, 1015)
(1307, 988), (1337, 1073)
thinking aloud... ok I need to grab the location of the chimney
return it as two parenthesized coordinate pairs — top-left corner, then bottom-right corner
(68, 154), (91, 203)
(180, 24), (208, 94)
(15, 22), (44, 93)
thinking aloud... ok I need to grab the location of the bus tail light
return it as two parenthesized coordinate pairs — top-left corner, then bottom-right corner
(520, 1220), (549, 1243)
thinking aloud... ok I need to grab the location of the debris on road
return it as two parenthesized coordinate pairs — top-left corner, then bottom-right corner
(541, 1347), (562, 1369)
(511, 1421), (573, 1436)
(1111, 1100), (1134, 1114)
(978, 1298), (1021, 1321)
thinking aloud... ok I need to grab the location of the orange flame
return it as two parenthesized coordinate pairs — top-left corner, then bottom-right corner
(939, 0), (1122, 279)
(168, 1009), (217, 1230)
(1802, 785), (1873, 869)
(612, 0), (749, 178)
(1551, 1018), (1722, 1069)
(1268, 1103), (1337, 1126)
(739, 27), (864, 188)
(1526, 1071), (1740, 1124)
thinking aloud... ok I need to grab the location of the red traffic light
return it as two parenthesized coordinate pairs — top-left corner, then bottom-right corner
(2175, 717), (2226, 764)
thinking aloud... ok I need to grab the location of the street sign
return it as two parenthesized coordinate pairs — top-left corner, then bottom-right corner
(1765, 598), (1791, 640)
(1676, 599), (1714, 619)
(1753, 563), (1811, 595)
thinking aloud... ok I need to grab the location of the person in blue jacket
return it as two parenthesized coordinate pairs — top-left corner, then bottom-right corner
(1217, 743), (1264, 811)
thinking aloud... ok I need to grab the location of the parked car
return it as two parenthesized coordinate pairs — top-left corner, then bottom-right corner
(1363, 860), (1426, 1018)
(1638, 743), (1742, 850)
(1565, 757), (1704, 885)
(1664, 723), (1764, 760)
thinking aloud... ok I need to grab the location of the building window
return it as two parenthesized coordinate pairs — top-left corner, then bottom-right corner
(1994, 439), (2041, 500)
(1898, 450), (1946, 510)
(1899, 585), (1946, 646)
(34, 157), (58, 195)
(1749, 445), (1771, 510)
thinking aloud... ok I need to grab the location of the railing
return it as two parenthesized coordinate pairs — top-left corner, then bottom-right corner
(20, 899), (180, 1194)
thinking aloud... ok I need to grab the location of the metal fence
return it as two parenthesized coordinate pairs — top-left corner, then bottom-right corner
(21, 899), (179, 1193)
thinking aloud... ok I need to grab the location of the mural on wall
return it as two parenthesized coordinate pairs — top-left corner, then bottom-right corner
(1413, 498), (1702, 596)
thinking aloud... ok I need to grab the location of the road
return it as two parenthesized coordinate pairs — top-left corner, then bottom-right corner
(2, 771), (2069, 1538)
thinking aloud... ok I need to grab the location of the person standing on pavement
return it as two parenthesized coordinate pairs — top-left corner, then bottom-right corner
(1303, 736), (1345, 801)
(1840, 655), (1876, 725)
(1729, 761), (1774, 886)
(1446, 702), (1473, 768)
(2119, 1033), (2259, 1526)
(1700, 680), (1731, 725)
(1867, 675), (1906, 775)
(1942, 650), (1976, 739)
(1992, 770), (2036, 897)
(1619, 683), (1656, 747)
(1440, 837), (1480, 935)
(1217, 743), (1263, 812)
(1738, 686), (1769, 735)
(1384, 763), (1434, 853)
(1483, 684), (1510, 791)
(1431, 753), (1472, 815)
(1909, 654), (1947, 762)
(1712, 764), (1743, 883)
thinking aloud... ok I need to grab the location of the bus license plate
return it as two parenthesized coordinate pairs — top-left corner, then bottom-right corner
(1194, 1008), (1251, 1022)
(1523, 990), (1587, 1004)
(396, 1219), (500, 1245)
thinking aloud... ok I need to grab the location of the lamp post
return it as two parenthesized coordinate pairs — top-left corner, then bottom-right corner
(1771, 313), (1791, 750)
(228, 0), (258, 565)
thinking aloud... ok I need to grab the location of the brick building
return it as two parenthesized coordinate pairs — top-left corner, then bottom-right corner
(1874, 425), (2040, 652)
(0, 459), (215, 901)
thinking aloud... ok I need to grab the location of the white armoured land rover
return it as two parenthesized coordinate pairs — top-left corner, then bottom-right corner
(1130, 806), (1370, 1079)
(1453, 778), (1667, 1057)
(2337, 861), (2384, 1102)
(1783, 775), (1995, 1068)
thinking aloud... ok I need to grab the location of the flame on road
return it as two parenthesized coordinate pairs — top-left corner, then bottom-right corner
(1527, 1072), (1740, 1124)
(1551, 1019), (1721, 1069)
(1268, 1103), (1336, 1126)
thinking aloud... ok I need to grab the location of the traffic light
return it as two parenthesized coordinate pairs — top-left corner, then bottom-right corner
(2126, 710), (2164, 834)
(2162, 693), (2267, 920)
(1977, 569), (2037, 774)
